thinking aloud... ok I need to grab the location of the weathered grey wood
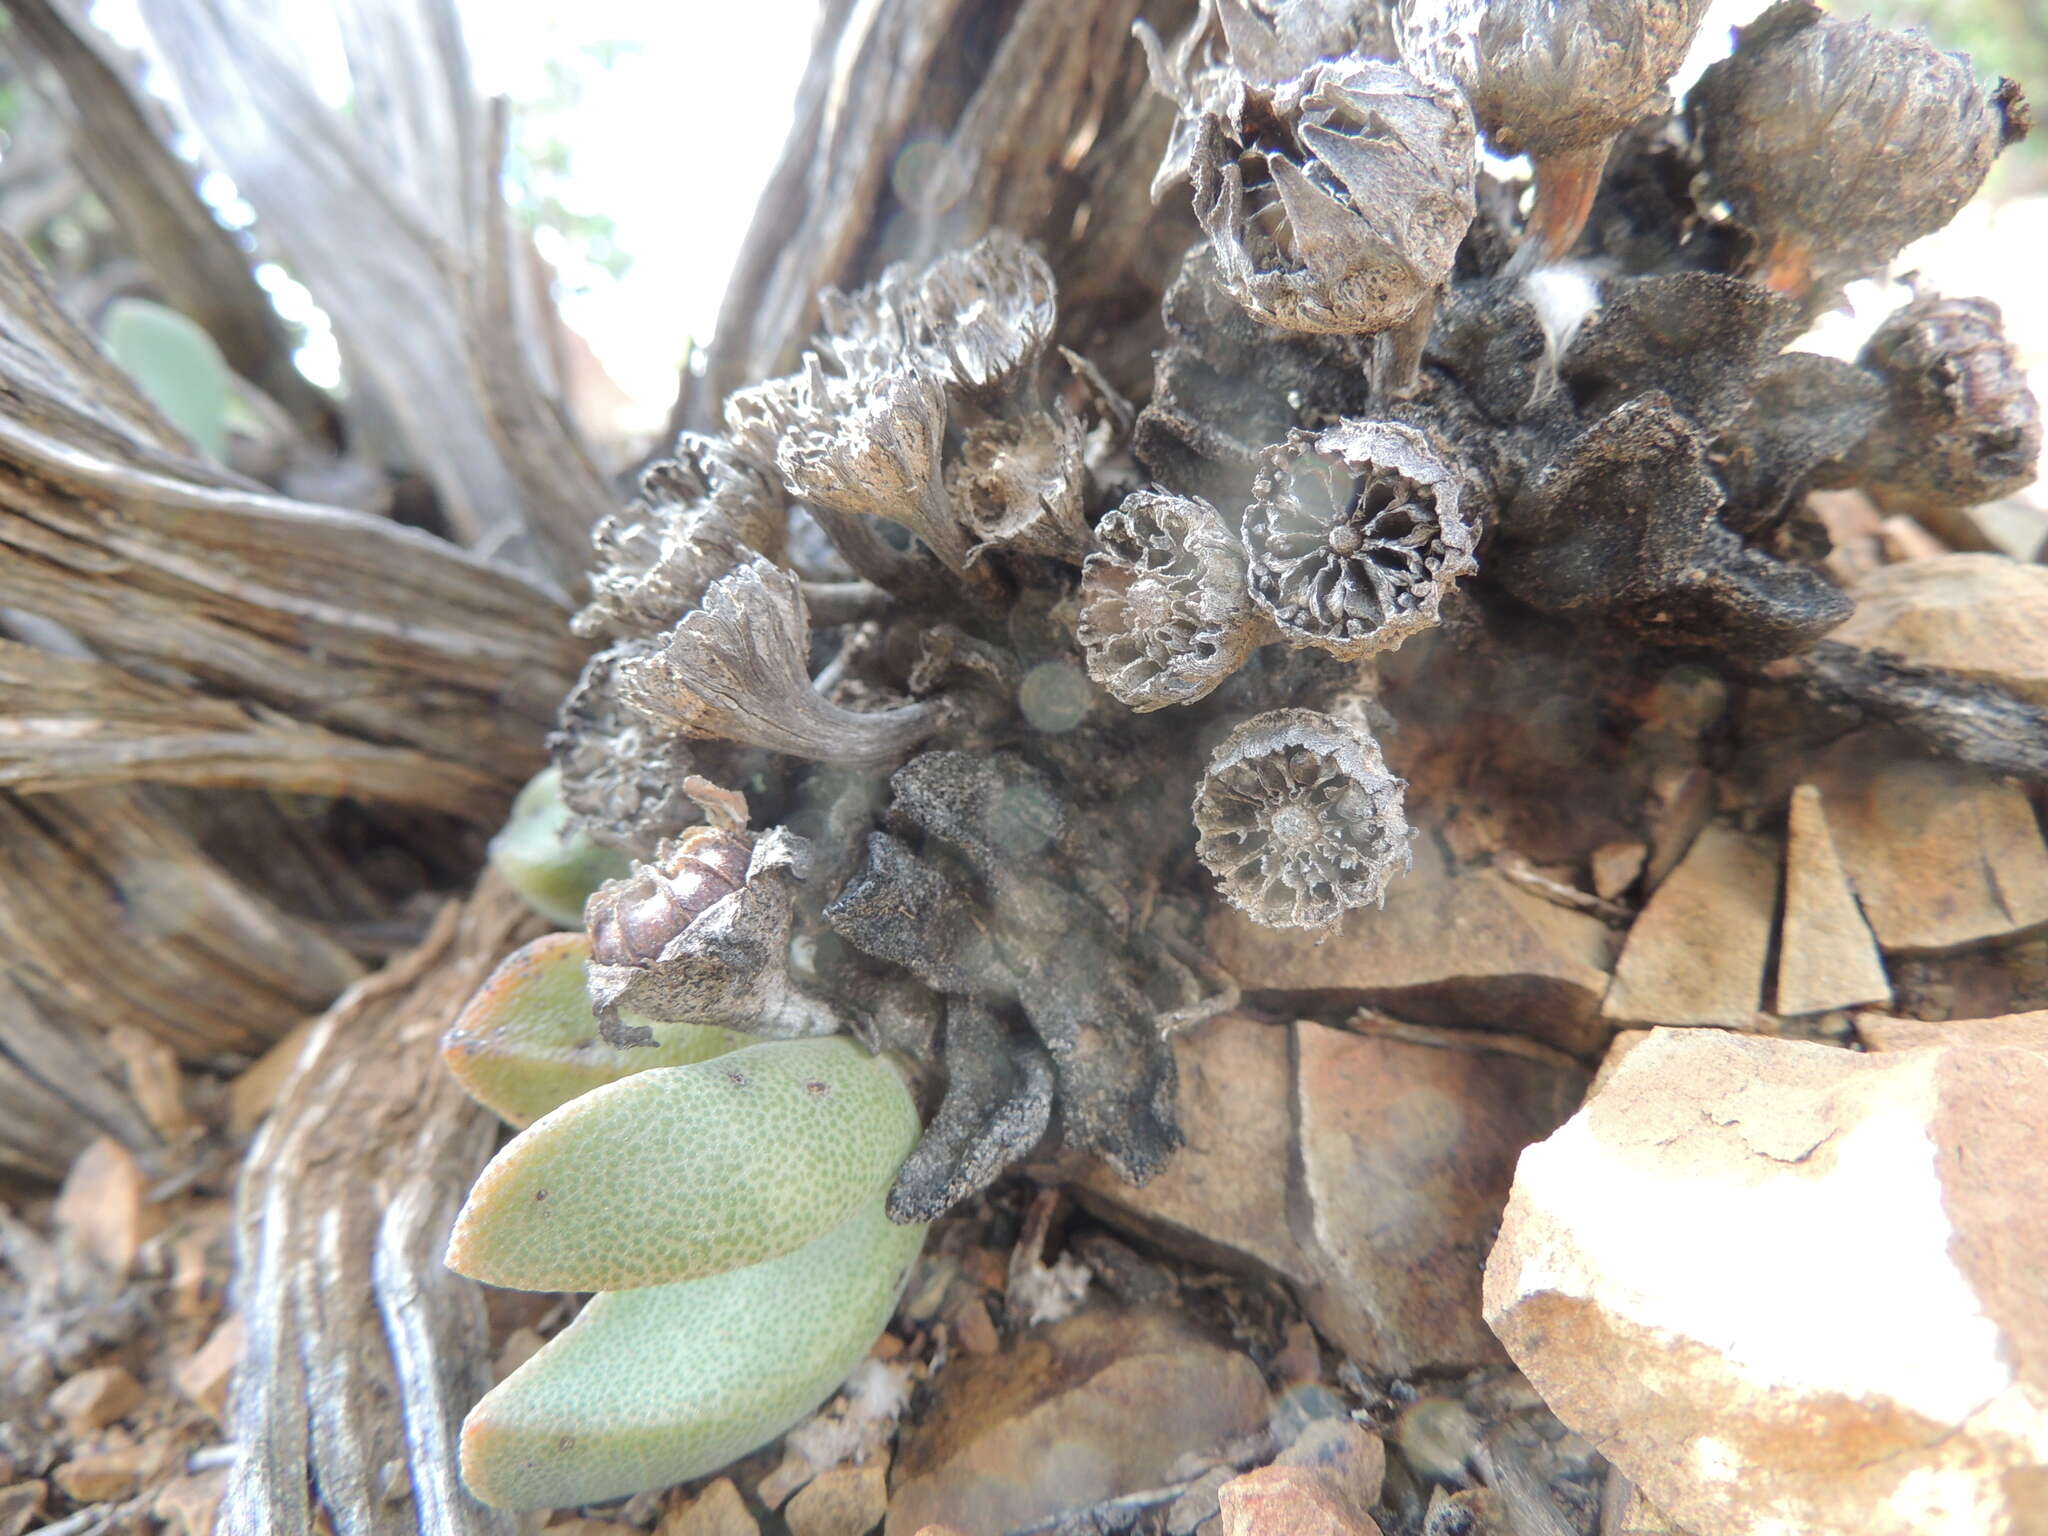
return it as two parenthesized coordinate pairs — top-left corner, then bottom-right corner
(131, 0), (613, 583)
(2, 0), (342, 440)
(220, 874), (538, 1536)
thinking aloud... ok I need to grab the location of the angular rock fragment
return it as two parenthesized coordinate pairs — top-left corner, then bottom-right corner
(1067, 1012), (1315, 1289)
(1829, 553), (2048, 708)
(884, 1309), (1267, 1536)
(1486, 1028), (2048, 1536)
(1805, 738), (2048, 954)
(1603, 825), (1778, 1028)
(1293, 1019), (1587, 1375)
(1207, 836), (1617, 1057)
(1855, 1009), (2048, 1053)
(1774, 786), (1890, 1017)
(1219, 1462), (1382, 1536)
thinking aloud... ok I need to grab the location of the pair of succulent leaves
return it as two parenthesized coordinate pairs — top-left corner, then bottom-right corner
(441, 930), (923, 1511)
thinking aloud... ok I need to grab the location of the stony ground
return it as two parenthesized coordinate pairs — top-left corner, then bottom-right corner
(2, 484), (2046, 1536)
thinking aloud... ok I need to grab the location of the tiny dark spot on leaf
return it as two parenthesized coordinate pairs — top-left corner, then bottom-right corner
(725, 1069), (751, 1088)
(804, 1079), (831, 1096)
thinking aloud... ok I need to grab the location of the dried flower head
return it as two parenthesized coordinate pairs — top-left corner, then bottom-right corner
(1244, 419), (1477, 659)
(1689, 1), (2028, 301)
(776, 358), (968, 572)
(1193, 707), (1409, 930)
(1176, 56), (1476, 335)
(575, 473), (762, 645)
(948, 405), (1094, 563)
(1077, 490), (1263, 710)
(616, 556), (941, 765)
(1408, 0), (1712, 269)
(1848, 292), (2043, 521)
(551, 644), (715, 853)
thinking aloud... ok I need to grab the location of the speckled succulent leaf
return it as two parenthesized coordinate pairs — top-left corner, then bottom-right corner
(487, 767), (634, 929)
(445, 1037), (919, 1292)
(459, 1197), (927, 1511)
(440, 931), (743, 1128)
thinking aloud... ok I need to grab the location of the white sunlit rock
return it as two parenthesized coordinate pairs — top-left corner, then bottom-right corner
(1483, 1027), (2048, 1536)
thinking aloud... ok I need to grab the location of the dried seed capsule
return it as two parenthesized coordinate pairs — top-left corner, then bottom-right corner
(1185, 57), (1477, 335)
(1076, 489), (1264, 711)
(1848, 292), (2043, 524)
(1194, 707), (1410, 930)
(777, 358), (968, 573)
(550, 642), (719, 855)
(1408, 0), (1712, 270)
(577, 781), (843, 1046)
(574, 435), (784, 643)
(1244, 420), (1477, 660)
(585, 824), (753, 969)
(616, 556), (941, 765)
(1688, 1), (2028, 301)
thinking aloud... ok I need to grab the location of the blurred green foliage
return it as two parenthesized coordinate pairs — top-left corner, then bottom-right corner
(502, 39), (638, 291)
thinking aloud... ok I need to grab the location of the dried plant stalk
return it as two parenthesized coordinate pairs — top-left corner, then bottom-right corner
(221, 873), (540, 1536)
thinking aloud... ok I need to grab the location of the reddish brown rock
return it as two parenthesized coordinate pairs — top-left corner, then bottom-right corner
(656, 1478), (757, 1536)
(1077, 1014), (1585, 1377)
(48, 1365), (144, 1436)
(1208, 838), (1617, 1056)
(175, 1312), (244, 1424)
(1069, 1013), (1315, 1289)
(152, 1472), (228, 1536)
(1592, 842), (1647, 902)
(52, 1445), (147, 1503)
(1485, 1029), (2048, 1536)
(1293, 1020), (1587, 1374)
(1831, 553), (2048, 706)
(785, 1457), (889, 1536)
(1604, 826), (1778, 1027)
(885, 1309), (1267, 1536)
(1856, 1009), (2048, 1053)
(1775, 787), (1890, 1016)
(53, 1138), (155, 1277)
(1807, 741), (2048, 955)
(1218, 1463), (1381, 1536)
(1277, 1420), (1386, 1512)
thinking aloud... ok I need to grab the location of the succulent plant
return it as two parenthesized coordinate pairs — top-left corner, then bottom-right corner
(444, 1034), (923, 1510)
(487, 766), (634, 928)
(447, 9), (2041, 1494)
(1689, 0), (2029, 304)
(459, 1198), (925, 1511)
(442, 930), (742, 1127)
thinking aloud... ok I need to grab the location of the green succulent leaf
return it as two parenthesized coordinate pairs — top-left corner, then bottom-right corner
(98, 297), (234, 460)
(460, 1197), (925, 1511)
(442, 931), (743, 1127)
(446, 1036), (920, 1292)
(488, 767), (633, 928)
